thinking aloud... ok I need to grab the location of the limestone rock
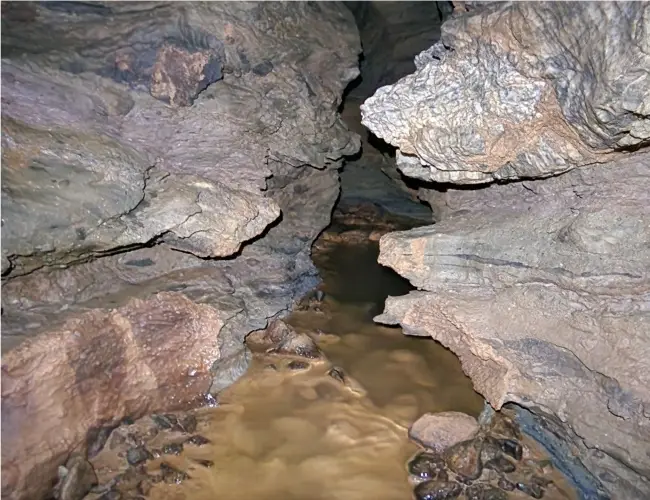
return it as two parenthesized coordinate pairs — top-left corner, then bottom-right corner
(409, 412), (479, 453)
(361, 2), (650, 184)
(376, 152), (650, 499)
(1, 3), (361, 499)
(1, 293), (223, 500)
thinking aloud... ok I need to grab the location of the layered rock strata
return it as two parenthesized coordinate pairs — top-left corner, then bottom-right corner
(364, 2), (650, 499)
(1, 3), (360, 499)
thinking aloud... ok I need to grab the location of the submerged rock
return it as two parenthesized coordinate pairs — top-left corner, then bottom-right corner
(408, 411), (479, 453)
(413, 479), (463, 500)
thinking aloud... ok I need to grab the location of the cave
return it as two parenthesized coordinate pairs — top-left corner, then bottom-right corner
(1, 2), (649, 500)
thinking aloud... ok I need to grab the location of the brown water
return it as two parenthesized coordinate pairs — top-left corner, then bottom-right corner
(144, 237), (484, 500)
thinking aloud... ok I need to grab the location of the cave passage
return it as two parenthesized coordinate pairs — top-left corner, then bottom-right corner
(84, 222), (486, 500)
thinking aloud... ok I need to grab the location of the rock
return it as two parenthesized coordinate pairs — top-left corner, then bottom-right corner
(249, 320), (324, 360)
(53, 454), (98, 500)
(2, 3), (361, 499)
(407, 452), (448, 481)
(408, 411), (479, 453)
(494, 439), (522, 462)
(185, 435), (211, 447)
(1, 293), (223, 500)
(413, 480), (463, 500)
(161, 443), (183, 456)
(516, 482), (545, 499)
(465, 485), (507, 500)
(443, 440), (483, 481)
(125, 448), (152, 467)
(287, 360), (310, 371)
(369, 4), (650, 494)
(362, 2), (649, 185)
(375, 153), (650, 498)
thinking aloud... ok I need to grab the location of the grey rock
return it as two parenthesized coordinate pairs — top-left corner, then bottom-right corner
(1, 3), (361, 500)
(409, 412), (479, 453)
(53, 454), (97, 500)
(375, 152), (650, 499)
(361, 2), (650, 185)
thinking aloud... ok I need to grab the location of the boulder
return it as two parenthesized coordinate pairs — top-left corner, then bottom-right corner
(409, 412), (479, 453)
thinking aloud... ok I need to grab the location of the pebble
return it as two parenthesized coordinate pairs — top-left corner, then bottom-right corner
(287, 360), (310, 370)
(160, 462), (189, 484)
(185, 434), (211, 446)
(53, 453), (98, 500)
(327, 366), (346, 383)
(465, 484), (507, 500)
(444, 439), (483, 480)
(517, 481), (544, 499)
(484, 456), (516, 473)
(497, 477), (515, 491)
(161, 442), (183, 455)
(414, 480), (463, 500)
(496, 438), (522, 461)
(126, 447), (152, 466)
(408, 452), (448, 481)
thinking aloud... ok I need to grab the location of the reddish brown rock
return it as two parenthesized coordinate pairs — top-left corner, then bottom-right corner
(1, 292), (224, 500)
(409, 412), (479, 453)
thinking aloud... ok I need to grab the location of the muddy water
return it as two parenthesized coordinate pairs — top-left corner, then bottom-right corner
(134, 236), (484, 500)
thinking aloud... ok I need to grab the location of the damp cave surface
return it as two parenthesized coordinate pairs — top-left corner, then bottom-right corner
(109, 227), (485, 500)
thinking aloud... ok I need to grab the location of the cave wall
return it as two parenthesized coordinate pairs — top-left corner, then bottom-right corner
(337, 1), (453, 219)
(0, 3), (361, 499)
(364, 2), (650, 499)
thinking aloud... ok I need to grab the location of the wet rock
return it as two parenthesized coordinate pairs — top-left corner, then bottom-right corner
(465, 484), (507, 500)
(159, 463), (189, 484)
(327, 366), (347, 384)
(87, 425), (119, 459)
(161, 442), (183, 456)
(250, 320), (323, 359)
(185, 435), (211, 447)
(409, 412), (479, 453)
(484, 457), (515, 474)
(408, 452), (448, 481)
(192, 459), (214, 468)
(414, 480), (463, 500)
(494, 439), (522, 461)
(516, 481), (544, 499)
(151, 414), (178, 430)
(53, 453), (98, 500)
(370, 3), (650, 498)
(137, 480), (151, 497)
(497, 477), (515, 491)
(287, 360), (310, 371)
(96, 491), (122, 500)
(444, 440), (483, 480)
(126, 447), (152, 467)
(178, 414), (197, 434)
(2, 293), (223, 500)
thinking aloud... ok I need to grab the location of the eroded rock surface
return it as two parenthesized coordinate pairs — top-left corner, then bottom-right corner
(1, 293), (223, 500)
(1, 2), (360, 500)
(366, 2), (650, 499)
(362, 2), (650, 185)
